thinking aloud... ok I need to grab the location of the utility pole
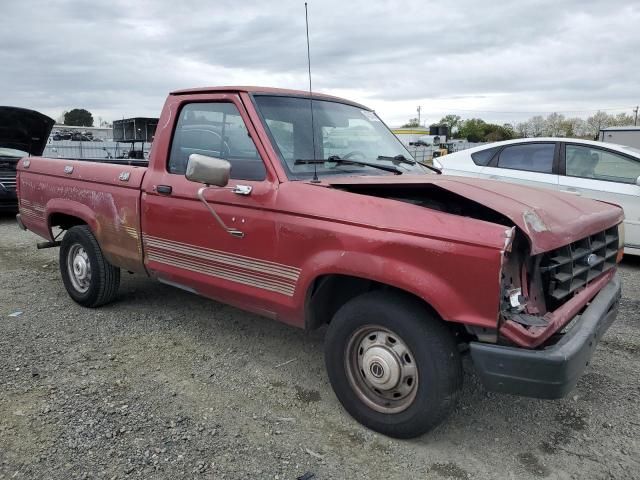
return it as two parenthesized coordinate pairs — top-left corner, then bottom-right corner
(634, 105), (639, 126)
(417, 106), (421, 126)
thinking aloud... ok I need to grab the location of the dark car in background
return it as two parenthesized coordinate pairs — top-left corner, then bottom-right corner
(0, 106), (54, 212)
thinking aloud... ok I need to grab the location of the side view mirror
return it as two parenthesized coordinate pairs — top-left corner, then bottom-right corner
(186, 154), (230, 187)
(636, 175), (640, 187)
(185, 153), (244, 238)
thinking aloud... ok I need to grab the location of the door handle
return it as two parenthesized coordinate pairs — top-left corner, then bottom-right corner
(561, 189), (581, 196)
(489, 175), (501, 180)
(232, 185), (252, 196)
(156, 185), (172, 195)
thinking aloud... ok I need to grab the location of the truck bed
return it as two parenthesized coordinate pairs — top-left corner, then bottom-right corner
(17, 156), (148, 273)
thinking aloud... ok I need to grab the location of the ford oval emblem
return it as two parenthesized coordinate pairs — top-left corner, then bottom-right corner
(585, 253), (598, 267)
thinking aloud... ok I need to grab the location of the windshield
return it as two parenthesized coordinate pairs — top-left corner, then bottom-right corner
(0, 147), (28, 158)
(253, 95), (429, 179)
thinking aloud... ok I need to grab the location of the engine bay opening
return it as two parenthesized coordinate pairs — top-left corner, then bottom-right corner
(332, 183), (515, 227)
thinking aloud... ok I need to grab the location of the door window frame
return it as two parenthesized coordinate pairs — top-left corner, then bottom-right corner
(164, 93), (277, 184)
(487, 141), (561, 174)
(559, 142), (640, 184)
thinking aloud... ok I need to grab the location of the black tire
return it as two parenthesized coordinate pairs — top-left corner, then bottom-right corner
(59, 225), (120, 307)
(324, 291), (462, 438)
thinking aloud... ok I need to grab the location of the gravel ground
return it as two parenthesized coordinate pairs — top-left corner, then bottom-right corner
(1, 212), (639, 480)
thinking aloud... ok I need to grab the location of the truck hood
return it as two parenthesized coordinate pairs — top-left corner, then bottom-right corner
(0, 106), (55, 157)
(325, 175), (624, 254)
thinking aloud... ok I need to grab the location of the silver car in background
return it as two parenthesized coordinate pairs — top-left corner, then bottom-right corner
(435, 138), (640, 255)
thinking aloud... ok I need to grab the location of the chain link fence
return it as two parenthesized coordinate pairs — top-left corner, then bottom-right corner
(43, 140), (151, 161)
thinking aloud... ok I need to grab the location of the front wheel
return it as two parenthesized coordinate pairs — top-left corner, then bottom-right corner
(324, 291), (462, 438)
(60, 225), (120, 307)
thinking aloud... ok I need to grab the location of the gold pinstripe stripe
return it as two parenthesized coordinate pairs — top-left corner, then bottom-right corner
(21, 212), (42, 221)
(147, 248), (297, 290)
(20, 207), (44, 220)
(100, 223), (139, 238)
(122, 226), (139, 239)
(20, 199), (45, 212)
(143, 235), (300, 280)
(147, 251), (296, 296)
(142, 234), (299, 297)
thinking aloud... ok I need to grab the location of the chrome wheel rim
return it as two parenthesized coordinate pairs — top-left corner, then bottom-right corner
(345, 325), (419, 414)
(67, 244), (91, 293)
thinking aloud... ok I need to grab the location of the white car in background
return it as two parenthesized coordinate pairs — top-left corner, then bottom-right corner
(434, 138), (640, 255)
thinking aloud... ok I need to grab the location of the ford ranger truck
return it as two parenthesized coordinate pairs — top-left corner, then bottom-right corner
(15, 87), (624, 438)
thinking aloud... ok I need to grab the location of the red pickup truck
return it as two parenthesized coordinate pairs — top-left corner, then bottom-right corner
(16, 87), (624, 438)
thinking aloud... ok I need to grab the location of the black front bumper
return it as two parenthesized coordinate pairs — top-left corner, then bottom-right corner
(470, 272), (621, 399)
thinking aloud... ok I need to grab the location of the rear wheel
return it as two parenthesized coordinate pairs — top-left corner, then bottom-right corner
(324, 291), (462, 438)
(60, 225), (120, 307)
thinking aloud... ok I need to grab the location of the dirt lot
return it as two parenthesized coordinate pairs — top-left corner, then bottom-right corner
(1, 213), (639, 480)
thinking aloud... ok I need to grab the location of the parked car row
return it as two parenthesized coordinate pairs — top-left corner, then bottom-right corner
(434, 138), (640, 255)
(52, 130), (103, 142)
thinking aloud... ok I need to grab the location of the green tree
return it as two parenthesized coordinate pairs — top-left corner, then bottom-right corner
(64, 108), (94, 127)
(529, 116), (545, 137)
(544, 112), (566, 136)
(438, 114), (462, 132)
(457, 118), (486, 142)
(515, 122), (529, 138)
(613, 112), (634, 126)
(560, 117), (587, 138)
(586, 111), (611, 138)
(401, 118), (420, 128)
(484, 124), (514, 142)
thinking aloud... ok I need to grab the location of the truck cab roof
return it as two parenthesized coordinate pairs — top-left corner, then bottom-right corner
(170, 86), (369, 110)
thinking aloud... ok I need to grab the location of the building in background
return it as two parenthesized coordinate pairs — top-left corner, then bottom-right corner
(113, 117), (158, 143)
(390, 127), (431, 147)
(599, 126), (640, 149)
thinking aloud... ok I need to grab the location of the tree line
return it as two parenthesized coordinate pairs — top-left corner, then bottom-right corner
(403, 111), (636, 142)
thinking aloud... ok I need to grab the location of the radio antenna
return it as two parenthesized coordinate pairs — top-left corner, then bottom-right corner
(305, 2), (320, 183)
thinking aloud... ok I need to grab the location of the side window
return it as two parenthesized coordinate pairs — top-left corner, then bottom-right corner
(471, 146), (500, 166)
(168, 102), (266, 181)
(497, 143), (555, 173)
(566, 145), (640, 184)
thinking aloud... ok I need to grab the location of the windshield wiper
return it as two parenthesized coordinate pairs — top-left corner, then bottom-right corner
(378, 154), (442, 174)
(294, 156), (402, 175)
(376, 154), (416, 166)
(417, 161), (442, 174)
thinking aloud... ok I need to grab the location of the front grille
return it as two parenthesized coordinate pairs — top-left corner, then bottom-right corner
(540, 226), (618, 306)
(0, 173), (17, 192)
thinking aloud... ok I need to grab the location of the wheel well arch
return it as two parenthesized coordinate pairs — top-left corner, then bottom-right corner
(304, 273), (444, 331)
(48, 212), (88, 231)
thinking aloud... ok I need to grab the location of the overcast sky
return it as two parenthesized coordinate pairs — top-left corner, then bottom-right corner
(2, 0), (639, 127)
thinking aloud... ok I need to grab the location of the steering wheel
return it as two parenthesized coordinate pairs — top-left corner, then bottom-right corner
(342, 150), (367, 160)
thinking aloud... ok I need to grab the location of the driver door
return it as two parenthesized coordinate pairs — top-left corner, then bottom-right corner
(140, 94), (298, 317)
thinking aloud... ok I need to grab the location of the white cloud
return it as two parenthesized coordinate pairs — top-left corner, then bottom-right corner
(1, 0), (638, 127)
